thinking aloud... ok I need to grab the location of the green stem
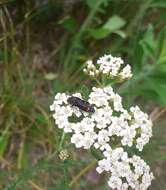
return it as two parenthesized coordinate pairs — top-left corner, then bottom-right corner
(64, 0), (105, 69)
(127, 0), (153, 35)
(94, 78), (103, 87)
(58, 131), (66, 151)
(69, 160), (97, 187)
(63, 163), (69, 190)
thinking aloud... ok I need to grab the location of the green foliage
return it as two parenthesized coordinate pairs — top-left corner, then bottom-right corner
(121, 25), (166, 106)
(0, 125), (10, 156)
(58, 16), (77, 34)
(88, 15), (126, 39)
(150, 0), (166, 8)
(0, 0), (166, 189)
(86, 0), (111, 9)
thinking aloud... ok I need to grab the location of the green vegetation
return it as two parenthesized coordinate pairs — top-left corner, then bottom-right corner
(0, 0), (166, 189)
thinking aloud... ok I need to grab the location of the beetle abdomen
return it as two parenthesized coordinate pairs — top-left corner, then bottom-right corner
(67, 96), (95, 113)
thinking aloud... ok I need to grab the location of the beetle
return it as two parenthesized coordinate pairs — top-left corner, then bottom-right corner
(67, 96), (95, 113)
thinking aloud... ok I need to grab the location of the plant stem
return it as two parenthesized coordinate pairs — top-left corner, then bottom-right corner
(64, 0), (105, 69)
(69, 160), (97, 187)
(58, 131), (66, 151)
(28, 180), (46, 190)
(127, 0), (153, 35)
(63, 163), (70, 190)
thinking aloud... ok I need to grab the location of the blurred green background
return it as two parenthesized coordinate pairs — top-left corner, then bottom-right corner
(0, 0), (166, 189)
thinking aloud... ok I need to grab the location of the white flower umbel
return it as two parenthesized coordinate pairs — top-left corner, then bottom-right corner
(50, 87), (154, 189)
(89, 86), (153, 151)
(96, 147), (154, 190)
(83, 60), (100, 77)
(50, 51), (154, 190)
(129, 106), (153, 151)
(50, 87), (153, 151)
(84, 54), (132, 81)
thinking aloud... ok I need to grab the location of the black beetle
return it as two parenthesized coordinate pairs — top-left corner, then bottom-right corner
(67, 96), (95, 113)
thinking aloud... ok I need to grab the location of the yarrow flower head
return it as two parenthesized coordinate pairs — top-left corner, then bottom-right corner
(50, 53), (154, 190)
(50, 87), (153, 152)
(83, 54), (132, 81)
(96, 148), (154, 190)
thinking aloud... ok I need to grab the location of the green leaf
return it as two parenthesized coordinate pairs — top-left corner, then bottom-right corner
(142, 24), (155, 50)
(125, 71), (166, 106)
(80, 85), (91, 99)
(141, 78), (166, 105)
(18, 143), (29, 169)
(86, 0), (110, 9)
(103, 15), (126, 32)
(88, 15), (126, 39)
(24, 2), (61, 22)
(139, 40), (155, 58)
(156, 28), (166, 66)
(113, 30), (126, 38)
(133, 35), (145, 69)
(90, 147), (103, 160)
(156, 27), (166, 61)
(58, 16), (77, 33)
(88, 28), (110, 39)
(138, 25), (156, 59)
(0, 126), (10, 156)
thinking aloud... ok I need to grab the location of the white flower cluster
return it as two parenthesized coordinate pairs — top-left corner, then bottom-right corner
(96, 147), (154, 190)
(130, 106), (153, 151)
(83, 54), (132, 80)
(50, 87), (153, 151)
(50, 85), (153, 189)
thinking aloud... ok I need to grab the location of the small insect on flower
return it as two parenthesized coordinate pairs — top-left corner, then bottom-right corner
(67, 96), (95, 113)
(59, 149), (69, 161)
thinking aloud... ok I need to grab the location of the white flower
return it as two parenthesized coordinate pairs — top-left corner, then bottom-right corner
(96, 158), (111, 173)
(50, 88), (153, 151)
(84, 54), (132, 81)
(113, 94), (123, 111)
(94, 139), (110, 151)
(89, 87), (109, 107)
(119, 65), (133, 79)
(82, 131), (97, 149)
(71, 133), (84, 148)
(84, 60), (99, 77)
(97, 148), (154, 190)
(130, 106), (153, 151)
(50, 86), (153, 190)
(104, 86), (114, 96)
(108, 176), (122, 190)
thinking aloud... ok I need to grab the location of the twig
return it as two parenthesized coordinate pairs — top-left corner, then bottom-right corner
(0, 156), (13, 169)
(151, 108), (166, 122)
(28, 180), (46, 190)
(69, 160), (97, 187)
